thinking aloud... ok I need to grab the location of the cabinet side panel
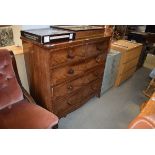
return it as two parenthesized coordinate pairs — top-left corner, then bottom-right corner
(22, 40), (52, 111)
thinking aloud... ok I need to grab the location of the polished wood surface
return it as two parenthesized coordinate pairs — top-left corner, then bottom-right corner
(21, 32), (110, 117)
(53, 66), (104, 101)
(53, 79), (102, 117)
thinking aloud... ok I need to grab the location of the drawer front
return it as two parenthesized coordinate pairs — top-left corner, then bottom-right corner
(50, 45), (85, 68)
(52, 66), (104, 100)
(50, 62), (86, 86)
(50, 53), (105, 86)
(119, 57), (139, 75)
(85, 53), (106, 71)
(122, 47), (142, 63)
(53, 79), (102, 117)
(119, 66), (136, 84)
(86, 40), (108, 58)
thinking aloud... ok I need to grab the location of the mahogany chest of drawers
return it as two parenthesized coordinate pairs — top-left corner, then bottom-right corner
(111, 40), (143, 86)
(21, 34), (110, 118)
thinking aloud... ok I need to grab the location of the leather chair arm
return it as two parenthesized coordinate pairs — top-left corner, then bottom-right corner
(128, 115), (155, 129)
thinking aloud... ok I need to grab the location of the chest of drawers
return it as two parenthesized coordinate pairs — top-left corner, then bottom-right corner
(111, 40), (143, 86)
(22, 35), (110, 117)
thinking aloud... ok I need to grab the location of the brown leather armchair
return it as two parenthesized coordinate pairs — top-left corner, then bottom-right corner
(0, 49), (58, 129)
(128, 92), (155, 129)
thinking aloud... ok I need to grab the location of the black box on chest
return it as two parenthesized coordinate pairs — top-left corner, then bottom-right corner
(21, 28), (75, 44)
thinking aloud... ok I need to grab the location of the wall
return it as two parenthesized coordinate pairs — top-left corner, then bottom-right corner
(22, 25), (50, 30)
(12, 25), (50, 92)
(12, 25), (22, 46)
(12, 25), (50, 46)
(15, 54), (30, 93)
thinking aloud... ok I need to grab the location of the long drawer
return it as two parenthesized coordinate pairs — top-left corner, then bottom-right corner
(50, 53), (105, 86)
(52, 66), (104, 100)
(49, 39), (108, 69)
(53, 79), (102, 117)
(121, 47), (142, 63)
(117, 66), (137, 85)
(49, 44), (85, 68)
(119, 57), (139, 75)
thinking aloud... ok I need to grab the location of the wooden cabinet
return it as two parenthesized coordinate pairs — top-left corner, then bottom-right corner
(111, 40), (143, 86)
(22, 34), (110, 118)
(49, 45), (85, 68)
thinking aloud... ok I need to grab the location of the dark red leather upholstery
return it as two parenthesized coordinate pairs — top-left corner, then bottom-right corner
(0, 49), (58, 129)
(0, 50), (23, 109)
(0, 99), (58, 129)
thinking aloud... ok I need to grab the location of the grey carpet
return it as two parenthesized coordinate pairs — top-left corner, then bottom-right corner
(59, 67), (151, 129)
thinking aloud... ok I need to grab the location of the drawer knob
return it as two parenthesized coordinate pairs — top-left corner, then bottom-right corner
(96, 46), (103, 51)
(91, 85), (97, 91)
(68, 68), (74, 75)
(67, 85), (73, 91)
(96, 56), (101, 63)
(67, 100), (72, 105)
(94, 72), (99, 77)
(67, 50), (74, 59)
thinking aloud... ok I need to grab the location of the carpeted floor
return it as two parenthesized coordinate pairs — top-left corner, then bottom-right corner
(59, 67), (151, 129)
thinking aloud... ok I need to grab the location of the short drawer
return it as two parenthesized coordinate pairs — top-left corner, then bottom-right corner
(122, 46), (142, 63)
(86, 40), (109, 58)
(119, 66), (136, 84)
(53, 79), (102, 117)
(52, 66), (104, 100)
(85, 53), (106, 71)
(119, 57), (139, 75)
(49, 45), (85, 68)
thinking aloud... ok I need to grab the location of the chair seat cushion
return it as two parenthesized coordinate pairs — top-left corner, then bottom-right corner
(0, 99), (58, 129)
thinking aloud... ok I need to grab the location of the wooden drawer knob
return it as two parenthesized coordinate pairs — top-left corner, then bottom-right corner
(67, 100), (73, 105)
(96, 46), (103, 51)
(96, 56), (101, 63)
(67, 50), (74, 59)
(67, 84), (73, 92)
(91, 85), (97, 91)
(94, 72), (99, 77)
(68, 68), (74, 75)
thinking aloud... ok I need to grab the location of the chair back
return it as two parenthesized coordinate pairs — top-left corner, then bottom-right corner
(0, 49), (23, 110)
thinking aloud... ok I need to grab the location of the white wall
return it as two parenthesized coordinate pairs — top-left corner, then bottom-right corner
(12, 25), (50, 46)
(15, 54), (30, 92)
(21, 25), (50, 30)
(12, 25), (22, 46)
(12, 25), (50, 92)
